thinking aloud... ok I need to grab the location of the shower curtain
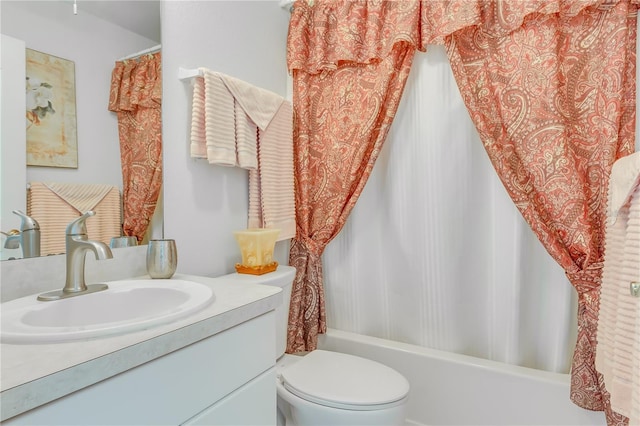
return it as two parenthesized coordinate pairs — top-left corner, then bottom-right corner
(286, 1), (420, 353)
(288, 2), (638, 421)
(444, 2), (636, 418)
(108, 52), (162, 243)
(323, 46), (578, 374)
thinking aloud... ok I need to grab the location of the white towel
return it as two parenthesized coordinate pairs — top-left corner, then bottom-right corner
(190, 69), (295, 241)
(190, 72), (239, 166)
(190, 69), (284, 169)
(596, 151), (640, 423)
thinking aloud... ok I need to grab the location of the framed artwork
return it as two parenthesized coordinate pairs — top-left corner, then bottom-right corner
(25, 48), (78, 168)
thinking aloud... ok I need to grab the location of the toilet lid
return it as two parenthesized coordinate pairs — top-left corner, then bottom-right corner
(279, 350), (410, 411)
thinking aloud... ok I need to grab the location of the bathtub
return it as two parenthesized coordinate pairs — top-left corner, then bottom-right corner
(317, 329), (606, 426)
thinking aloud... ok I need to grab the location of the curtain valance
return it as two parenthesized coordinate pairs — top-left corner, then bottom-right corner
(420, 1), (605, 43)
(288, 0), (622, 73)
(288, 0), (421, 73)
(109, 52), (162, 112)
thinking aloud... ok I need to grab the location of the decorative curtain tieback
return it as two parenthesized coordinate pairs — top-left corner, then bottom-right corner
(566, 262), (604, 294)
(296, 235), (323, 257)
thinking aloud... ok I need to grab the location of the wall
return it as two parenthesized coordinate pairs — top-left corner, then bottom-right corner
(0, 35), (27, 259)
(0, 1), (158, 198)
(161, 1), (291, 276)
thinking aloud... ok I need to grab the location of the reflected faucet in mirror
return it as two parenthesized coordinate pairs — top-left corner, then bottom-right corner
(38, 211), (113, 301)
(2, 210), (41, 258)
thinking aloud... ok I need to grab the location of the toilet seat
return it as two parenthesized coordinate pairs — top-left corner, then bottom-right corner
(279, 350), (409, 411)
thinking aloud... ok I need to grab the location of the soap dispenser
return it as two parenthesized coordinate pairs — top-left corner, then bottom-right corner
(12, 210), (41, 258)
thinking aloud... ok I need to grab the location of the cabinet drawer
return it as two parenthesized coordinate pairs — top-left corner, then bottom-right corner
(183, 367), (276, 425)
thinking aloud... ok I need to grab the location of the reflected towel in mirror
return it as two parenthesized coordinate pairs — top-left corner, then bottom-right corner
(27, 182), (122, 255)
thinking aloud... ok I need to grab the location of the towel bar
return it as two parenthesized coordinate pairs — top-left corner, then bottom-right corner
(631, 282), (640, 297)
(178, 67), (202, 81)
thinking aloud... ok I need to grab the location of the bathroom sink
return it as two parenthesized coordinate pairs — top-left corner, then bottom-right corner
(1, 279), (214, 344)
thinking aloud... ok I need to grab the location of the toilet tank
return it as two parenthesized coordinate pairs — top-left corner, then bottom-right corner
(217, 265), (296, 359)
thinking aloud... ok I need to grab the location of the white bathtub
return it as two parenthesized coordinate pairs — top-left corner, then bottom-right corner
(317, 329), (606, 426)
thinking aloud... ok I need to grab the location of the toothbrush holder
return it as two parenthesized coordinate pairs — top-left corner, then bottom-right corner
(110, 236), (138, 248)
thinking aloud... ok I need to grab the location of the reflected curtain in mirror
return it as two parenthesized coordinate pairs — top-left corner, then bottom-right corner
(108, 52), (162, 243)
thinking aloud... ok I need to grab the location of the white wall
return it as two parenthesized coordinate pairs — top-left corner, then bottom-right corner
(161, 1), (291, 276)
(0, 35), (27, 259)
(0, 1), (158, 191)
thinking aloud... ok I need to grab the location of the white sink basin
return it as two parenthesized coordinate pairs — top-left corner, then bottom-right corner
(1, 279), (214, 344)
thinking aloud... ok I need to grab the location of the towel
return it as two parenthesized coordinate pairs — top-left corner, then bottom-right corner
(190, 69), (284, 169)
(248, 101), (296, 240)
(190, 69), (295, 241)
(608, 151), (640, 224)
(27, 182), (122, 255)
(596, 151), (640, 423)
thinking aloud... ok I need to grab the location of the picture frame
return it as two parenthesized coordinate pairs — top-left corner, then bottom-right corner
(25, 48), (78, 168)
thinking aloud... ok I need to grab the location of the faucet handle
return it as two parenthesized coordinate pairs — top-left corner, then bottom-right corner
(2, 229), (21, 249)
(66, 211), (96, 236)
(12, 210), (40, 231)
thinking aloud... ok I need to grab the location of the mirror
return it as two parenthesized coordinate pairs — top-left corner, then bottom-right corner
(0, 1), (162, 260)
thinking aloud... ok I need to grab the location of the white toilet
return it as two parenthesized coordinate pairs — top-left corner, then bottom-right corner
(220, 265), (410, 426)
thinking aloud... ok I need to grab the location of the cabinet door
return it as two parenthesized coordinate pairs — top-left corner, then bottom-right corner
(183, 367), (276, 426)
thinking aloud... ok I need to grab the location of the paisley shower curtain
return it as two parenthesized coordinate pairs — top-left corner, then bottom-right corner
(287, 1), (638, 422)
(286, 1), (420, 353)
(445, 2), (637, 421)
(108, 52), (162, 242)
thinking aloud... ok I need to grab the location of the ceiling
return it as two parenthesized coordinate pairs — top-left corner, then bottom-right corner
(74, 0), (161, 43)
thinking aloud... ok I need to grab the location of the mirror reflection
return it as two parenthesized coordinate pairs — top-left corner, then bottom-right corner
(0, 0), (162, 260)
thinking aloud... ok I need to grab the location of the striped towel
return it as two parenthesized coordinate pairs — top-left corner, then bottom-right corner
(190, 69), (284, 169)
(607, 151), (640, 225)
(190, 69), (295, 241)
(596, 151), (640, 423)
(248, 101), (296, 240)
(27, 182), (122, 255)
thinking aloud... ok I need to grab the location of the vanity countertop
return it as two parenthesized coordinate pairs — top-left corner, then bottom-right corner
(0, 273), (282, 422)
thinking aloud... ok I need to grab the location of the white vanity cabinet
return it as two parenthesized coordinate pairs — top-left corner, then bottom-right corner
(4, 311), (277, 425)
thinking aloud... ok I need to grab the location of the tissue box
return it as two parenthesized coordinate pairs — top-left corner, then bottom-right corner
(233, 228), (280, 275)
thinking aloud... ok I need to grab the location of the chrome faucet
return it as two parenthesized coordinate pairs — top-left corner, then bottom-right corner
(2, 211), (41, 258)
(38, 211), (113, 301)
(14, 210), (41, 258)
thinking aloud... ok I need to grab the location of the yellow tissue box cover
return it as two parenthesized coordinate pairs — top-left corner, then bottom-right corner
(233, 228), (280, 269)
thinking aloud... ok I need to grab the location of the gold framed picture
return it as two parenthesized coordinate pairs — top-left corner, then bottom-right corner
(25, 48), (78, 168)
